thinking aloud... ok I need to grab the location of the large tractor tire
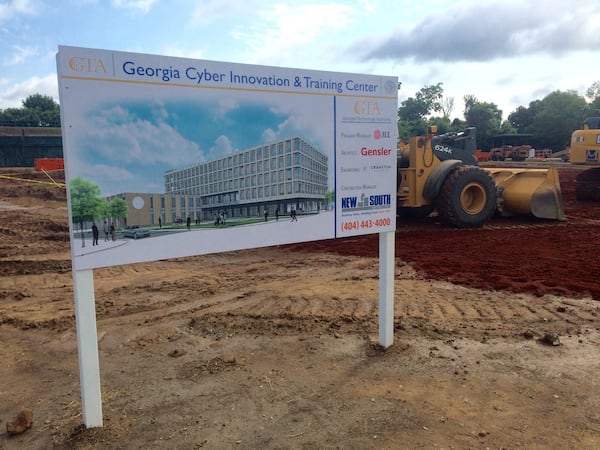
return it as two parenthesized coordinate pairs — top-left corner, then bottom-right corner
(575, 168), (600, 201)
(435, 165), (497, 228)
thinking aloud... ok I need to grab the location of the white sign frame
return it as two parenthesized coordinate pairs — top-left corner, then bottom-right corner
(57, 46), (397, 427)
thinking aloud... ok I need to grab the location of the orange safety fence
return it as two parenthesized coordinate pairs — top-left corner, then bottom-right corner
(34, 158), (64, 171)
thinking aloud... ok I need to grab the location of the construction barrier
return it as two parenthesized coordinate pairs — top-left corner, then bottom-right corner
(34, 158), (64, 171)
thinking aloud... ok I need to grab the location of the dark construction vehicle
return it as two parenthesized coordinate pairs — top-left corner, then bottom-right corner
(397, 126), (565, 228)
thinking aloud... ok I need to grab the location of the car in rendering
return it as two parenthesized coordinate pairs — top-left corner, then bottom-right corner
(123, 225), (151, 239)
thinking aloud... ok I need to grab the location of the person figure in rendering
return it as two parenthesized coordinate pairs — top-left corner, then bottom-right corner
(110, 222), (116, 241)
(290, 208), (297, 222)
(275, 207), (279, 221)
(186, 215), (191, 230)
(92, 223), (99, 246)
(103, 220), (109, 241)
(264, 208), (268, 222)
(158, 217), (162, 229)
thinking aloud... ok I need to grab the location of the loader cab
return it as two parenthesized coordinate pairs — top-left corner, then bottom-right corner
(430, 127), (478, 165)
(570, 117), (600, 165)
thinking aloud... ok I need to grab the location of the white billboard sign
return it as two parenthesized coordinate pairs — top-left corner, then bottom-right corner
(57, 46), (398, 270)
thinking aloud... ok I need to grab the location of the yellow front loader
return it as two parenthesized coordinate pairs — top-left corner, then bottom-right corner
(397, 127), (565, 228)
(570, 116), (600, 201)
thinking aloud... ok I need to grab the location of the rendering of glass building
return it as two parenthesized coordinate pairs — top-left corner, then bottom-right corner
(164, 136), (328, 220)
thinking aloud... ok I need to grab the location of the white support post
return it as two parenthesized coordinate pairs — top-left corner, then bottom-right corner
(72, 269), (103, 427)
(378, 231), (395, 348)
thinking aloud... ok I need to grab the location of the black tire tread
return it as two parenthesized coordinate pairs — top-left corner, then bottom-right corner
(575, 168), (600, 201)
(435, 165), (497, 228)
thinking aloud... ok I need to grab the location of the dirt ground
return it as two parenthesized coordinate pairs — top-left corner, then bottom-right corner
(0, 165), (599, 449)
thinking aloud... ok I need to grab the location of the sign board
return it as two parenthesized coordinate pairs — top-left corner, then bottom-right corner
(57, 46), (399, 427)
(57, 46), (398, 270)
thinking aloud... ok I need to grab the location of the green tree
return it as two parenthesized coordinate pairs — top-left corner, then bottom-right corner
(507, 100), (542, 134)
(325, 190), (335, 210)
(109, 198), (128, 225)
(397, 117), (428, 141)
(463, 95), (503, 150)
(585, 81), (600, 102)
(398, 83), (444, 139)
(427, 116), (452, 134)
(98, 198), (110, 220)
(499, 120), (517, 134)
(0, 108), (28, 126)
(584, 81), (600, 116)
(70, 177), (104, 247)
(0, 93), (60, 126)
(531, 90), (587, 150)
(397, 119), (413, 143)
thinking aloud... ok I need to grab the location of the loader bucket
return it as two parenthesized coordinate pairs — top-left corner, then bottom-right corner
(484, 167), (565, 220)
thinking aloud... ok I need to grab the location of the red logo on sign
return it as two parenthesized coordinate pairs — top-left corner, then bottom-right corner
(374, 130), (381, 140)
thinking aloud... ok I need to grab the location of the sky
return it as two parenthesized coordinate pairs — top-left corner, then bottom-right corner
(2, 0), (600, 121)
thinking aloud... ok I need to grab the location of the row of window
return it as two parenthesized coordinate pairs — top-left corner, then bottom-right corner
(174, 177), (327, 199)
(167, 152), (326, 188)
(165, 138), (327, 184)
(170, 167), (327, 194)
(166, 138), (326, 178)
(201, 182), (326, 205)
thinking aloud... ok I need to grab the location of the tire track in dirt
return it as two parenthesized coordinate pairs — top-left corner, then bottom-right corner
(2, 247), (598, 342)
(103, 253), (597, 341)
(394, 285), (599, 338)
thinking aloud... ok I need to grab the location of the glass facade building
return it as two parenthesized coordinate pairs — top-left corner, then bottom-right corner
(164, 136), (328, 219)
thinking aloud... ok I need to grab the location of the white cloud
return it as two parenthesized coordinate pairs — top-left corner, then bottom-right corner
(188, 0), (248, 26)
(81, 162), (135, 184)
(157, 44), (205, 61)
(0, 73), (57, 108)
(360, 0), (600, 63)
(0, 0), (37, 21)
(5, 44), (37, 65)
(261, 128), (276, 143)
(214, 97), (239, 118)
(76, 161), (165, 196)
(233, 3), (360, 65)
(208, 135), (237, 159)
(110, 0), (157, 14)
(87, 106), (202, 167)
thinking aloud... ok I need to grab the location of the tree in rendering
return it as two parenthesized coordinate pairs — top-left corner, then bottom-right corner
(108, 198), (128, 227)
(69, 177), (104, 247)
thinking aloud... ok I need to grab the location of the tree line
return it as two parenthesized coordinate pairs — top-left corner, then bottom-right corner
(398, 81), (600, 151)
(0, 94), (61, 127)
(3, 85), (600, 151)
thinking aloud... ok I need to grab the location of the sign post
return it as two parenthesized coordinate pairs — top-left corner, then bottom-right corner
(378, 230), (395, 348)
(72, 269), (103, 427)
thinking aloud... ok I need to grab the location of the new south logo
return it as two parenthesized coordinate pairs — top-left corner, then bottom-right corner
(341, 193), (391, 210)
